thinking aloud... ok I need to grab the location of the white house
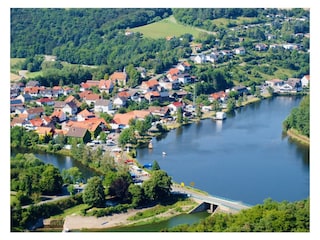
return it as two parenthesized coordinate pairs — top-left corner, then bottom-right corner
(194, 54), (206, 64)
(301, 75), (310, 88)
(94, 99), (113, 113)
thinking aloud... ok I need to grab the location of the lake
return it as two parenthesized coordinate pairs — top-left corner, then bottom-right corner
(136, 96), (309, 205)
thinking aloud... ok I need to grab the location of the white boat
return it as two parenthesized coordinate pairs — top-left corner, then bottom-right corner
(162, 151), (167, 156)
(215, 111), (227, 120)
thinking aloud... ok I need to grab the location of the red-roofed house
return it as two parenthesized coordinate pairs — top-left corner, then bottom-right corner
(77, 109), (95, 121)
(113, 110), (151, 126)
(35, 97), (55, 106)
(99, 79), (114, 93)
(144, 91), (160, 102)
(110, 71), (127, 86)
(209, 91), (228, 102)
(51, 110), (67, 122)
(141, 79), (159, 91)
(168, 101), (184, 113)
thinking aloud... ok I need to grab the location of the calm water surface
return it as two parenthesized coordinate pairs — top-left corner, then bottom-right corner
(137, 96), (309, 205)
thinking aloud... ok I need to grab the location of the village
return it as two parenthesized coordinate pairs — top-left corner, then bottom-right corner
(10, 46), (310, 154)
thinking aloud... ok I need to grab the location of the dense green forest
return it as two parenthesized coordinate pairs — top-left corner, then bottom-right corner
(283, 95), (310, 137)
(166, 198), (309, 232)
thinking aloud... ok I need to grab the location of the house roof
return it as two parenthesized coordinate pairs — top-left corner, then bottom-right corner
(36, 127), (53, 135)
(141, 79), (159, 88)
(51, 110), (65, 119)
(77, 109), (95, 118)
(95, 99), (111, 106)
(113, 110), (150, 125)
(36, 97), (54, 103)
(99, 79), (113, 89)
(84, 93), (101, 101)
(29, 118), (44, 127)
(10, 117), (27, 126)
(26, 107), (44, 115)
(67, 118), (107, 132)
(167, 68), (180, 76)
(110, 72), (127, 81)
(66, 126), (88, 138)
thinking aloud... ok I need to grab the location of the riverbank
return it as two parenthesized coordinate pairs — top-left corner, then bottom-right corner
(62, 198), (198, 231)
(286, 128), (310, 146)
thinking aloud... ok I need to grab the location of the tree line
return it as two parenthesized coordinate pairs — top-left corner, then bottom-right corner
(166, 198), (309, 232)
(283, 95), (309, 137)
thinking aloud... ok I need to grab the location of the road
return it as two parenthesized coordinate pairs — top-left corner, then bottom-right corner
(171, 185), (251, 212)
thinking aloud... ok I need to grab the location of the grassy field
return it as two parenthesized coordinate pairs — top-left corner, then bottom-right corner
(131, 15), (202, 39)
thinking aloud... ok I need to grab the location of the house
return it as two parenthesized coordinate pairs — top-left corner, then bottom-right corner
(231, 86), (249, 96)
(113, 96), (128, 108)
(141, 79), (159, 92)
(159, 78), (180, 91)
(94, 99), (113, 113)
(301, 75), (310, 88)
(63, 86), (73, 96)
(170, 90), (189, 100)
(54, 101), (78, 115)
(29, 117), (44, 128)
(109, 71), (127, 86)
(166, 68), (181, 82)
(265, 79), (284, 87)
(99, 79), (114, 93)
(234, 47), (246, 55)
(148, 106), (170, 118)
(35, 97), (55, 106)
(39, 88), (53, 98)
(66, 126), (91, 144)
(255, 43), (268, 51)
(113, 110), (151, 127)
(10, 117), (30, 128)
(36, 126), (54, 137)
(65, 118), (108, 139)
(194, 54), (206, 64)
(16, 93), (32, 103)
(168, 101), (184, 113)
(24, 107), (44, 120)
(51, 110), (67, 123)
(83, 93), (101, 106)
(10, 99), (24, 113)
(209, 91), (228, 102)
(279, 78), (302, 92)
(144, 91), (161, 103)
(177, 61), (191, 72)
(177, 73), (192, 85)
(23, 86), (41, 97)
(77, 109), (95, 121)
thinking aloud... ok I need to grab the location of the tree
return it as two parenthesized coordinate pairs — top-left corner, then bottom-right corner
(108, 172), (132, 202)
(176, 107), (183, 124)
(39, 165), (63, 195)
(82, 176), (105, 208)
(62, 167), (83, 184)
(142, 170), (172, 202)
(128, 184), (144, 207)
(152, 160), (161, 171)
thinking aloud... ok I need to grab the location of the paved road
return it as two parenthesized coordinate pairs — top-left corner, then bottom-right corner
(171, 185), (251, 212)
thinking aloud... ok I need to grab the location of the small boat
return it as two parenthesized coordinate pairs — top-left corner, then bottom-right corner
(162, 151), (167, 156)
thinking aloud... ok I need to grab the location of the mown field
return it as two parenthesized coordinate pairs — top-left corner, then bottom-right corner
(131, 15), (202, 39)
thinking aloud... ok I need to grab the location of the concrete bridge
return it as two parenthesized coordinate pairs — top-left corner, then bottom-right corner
(171, 186), (252, 214)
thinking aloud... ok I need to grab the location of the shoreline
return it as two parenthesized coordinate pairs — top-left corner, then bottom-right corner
(286, 128), (309, 146)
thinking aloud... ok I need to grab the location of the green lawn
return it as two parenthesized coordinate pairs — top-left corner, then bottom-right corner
(131, 16), (202, 39)
(49, 203), (89, 220)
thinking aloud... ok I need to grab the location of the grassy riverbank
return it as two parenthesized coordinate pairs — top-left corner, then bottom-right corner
(286, 128), (309, 146)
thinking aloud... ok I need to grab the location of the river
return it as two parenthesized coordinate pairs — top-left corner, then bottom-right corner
(13, 96), (309, 206)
